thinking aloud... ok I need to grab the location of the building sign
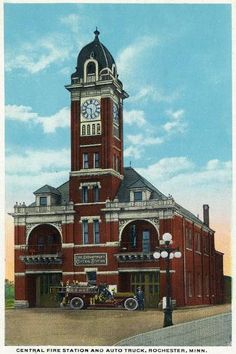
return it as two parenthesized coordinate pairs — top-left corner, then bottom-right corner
(74, 253), (107, 266)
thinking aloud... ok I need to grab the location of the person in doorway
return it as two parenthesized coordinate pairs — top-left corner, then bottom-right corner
(136, 286), (145, 310)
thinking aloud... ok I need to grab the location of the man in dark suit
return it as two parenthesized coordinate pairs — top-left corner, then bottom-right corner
(136, 286), (145, 310)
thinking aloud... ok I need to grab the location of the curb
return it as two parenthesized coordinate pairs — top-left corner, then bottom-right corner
(114, 312), (232, 346)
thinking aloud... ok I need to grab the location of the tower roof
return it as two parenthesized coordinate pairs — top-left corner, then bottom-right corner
(73, 29), (116, 80)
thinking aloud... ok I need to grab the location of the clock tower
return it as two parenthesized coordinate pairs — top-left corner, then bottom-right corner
(12, 29), (224, 308)
(65, 29), (128, 246)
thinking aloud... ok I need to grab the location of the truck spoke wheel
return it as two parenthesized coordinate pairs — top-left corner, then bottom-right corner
(70, 297), (84, 310)
(124, 297), (138, 311)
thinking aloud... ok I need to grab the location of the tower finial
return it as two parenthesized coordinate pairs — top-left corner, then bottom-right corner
(94, 27), (100, 38)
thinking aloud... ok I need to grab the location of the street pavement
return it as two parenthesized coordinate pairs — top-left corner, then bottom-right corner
(115, 313), (232, 346)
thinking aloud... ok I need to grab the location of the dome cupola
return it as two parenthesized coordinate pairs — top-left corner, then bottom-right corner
(71, 29), (118, 84)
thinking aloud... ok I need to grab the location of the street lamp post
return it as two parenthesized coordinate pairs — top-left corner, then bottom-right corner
(153, 232), (182, 328)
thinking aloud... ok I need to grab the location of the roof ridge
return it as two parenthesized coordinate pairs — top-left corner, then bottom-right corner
(99, 42), (109, 67)
(125, 166), (166, 198)
(34, 184), (61, 195)
(57, 180), (69, 189)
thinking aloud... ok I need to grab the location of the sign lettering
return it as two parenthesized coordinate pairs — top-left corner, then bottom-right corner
(74, 253), (107, 266)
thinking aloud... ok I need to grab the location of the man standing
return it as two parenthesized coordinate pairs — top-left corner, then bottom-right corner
(136, 286), (145, 310)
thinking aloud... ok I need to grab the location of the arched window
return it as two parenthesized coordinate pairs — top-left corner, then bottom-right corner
(87, 62), (96, 74)
(82, 125), (86, 135)
(87, 125), (91, 135)
(92, 124), (95, 135)
(85, 60), (98, 83)
(97, 123), (101, 134)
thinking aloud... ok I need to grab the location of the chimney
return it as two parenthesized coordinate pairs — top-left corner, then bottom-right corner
(203, 204), (209, 226)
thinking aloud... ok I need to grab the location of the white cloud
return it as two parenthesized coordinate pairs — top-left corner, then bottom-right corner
(124, 134), (164, 160)
(5, 105), (38, 122)
(60, 14), (81, 34)
(137, 157), (194, 180)
(117, 36), (158, 79)
(5, 148), (70, 210)
(137, 157), (232, 224)
(37, 107), (70, 133)
(5, 105), (70, 133)
(129, 86), (180, 104)
(166, 109), (185, 120)
(206, 159), (232, 171)
(123, 108), (187, 160)
(127, 134), (164, 146)
(6, 170), (69, 211)
(5, 33), (71, 74)
(124, 146), (143, 160)
(163, 109), (187, 134)
(123, 110), (147, 127)
(6, 149), (70, 175)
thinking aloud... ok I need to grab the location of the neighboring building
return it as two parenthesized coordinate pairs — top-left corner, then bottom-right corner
(223, 276), (232, 304)
(11, 29), (224, 308)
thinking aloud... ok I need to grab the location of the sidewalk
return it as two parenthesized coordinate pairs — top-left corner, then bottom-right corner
(115, 313), (232, 346)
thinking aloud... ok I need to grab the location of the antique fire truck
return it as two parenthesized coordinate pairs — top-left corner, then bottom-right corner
(54, 283), (138, 311)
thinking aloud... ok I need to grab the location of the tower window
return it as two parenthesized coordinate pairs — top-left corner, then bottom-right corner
(116, 156), (119, 172)
(93, 220), (100, 244)
(93, 185), (99, 202)
(82, 125), (86, 135)
(87, 62), (96, 74)
(86, 61), (96, 82)
(97, 123), (101, 134)
(82, 220), (89, 244)
(87, 125), (91, 135)
(94, 152), (99, 168)
(83, 153), (89, 169)
(92, 124), (96, 135)
(82, 186), (88, 203)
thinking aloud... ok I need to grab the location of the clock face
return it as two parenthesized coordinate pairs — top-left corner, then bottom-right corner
(82, 99), (100, 120)
(113, 103), (119, 124)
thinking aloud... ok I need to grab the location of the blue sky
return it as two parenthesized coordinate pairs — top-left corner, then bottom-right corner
(4, 3), (232, 270)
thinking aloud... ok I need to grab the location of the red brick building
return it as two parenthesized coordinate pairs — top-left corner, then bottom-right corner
(12, 30), (224, 308)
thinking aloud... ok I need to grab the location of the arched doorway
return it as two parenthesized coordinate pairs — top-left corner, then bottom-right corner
(26, 224), (62, 307)
(119, 220), (160, 308)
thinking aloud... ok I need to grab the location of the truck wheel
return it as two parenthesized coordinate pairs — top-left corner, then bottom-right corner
(124, 297), (138, 311)
(70, 297), (84, 310)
